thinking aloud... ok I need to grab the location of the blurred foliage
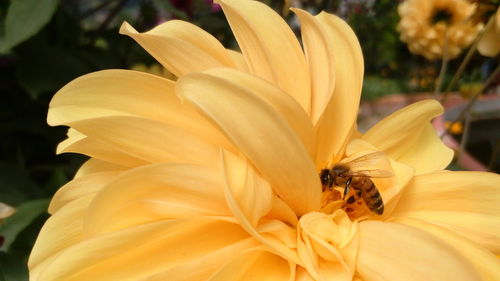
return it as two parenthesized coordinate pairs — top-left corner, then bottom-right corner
(0, 0), (497, 278)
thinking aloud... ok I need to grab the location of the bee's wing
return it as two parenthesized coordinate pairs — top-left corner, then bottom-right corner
(348, 169), (394, 178)
(342, 151), (387, 168)
(343, 151), (394, 178)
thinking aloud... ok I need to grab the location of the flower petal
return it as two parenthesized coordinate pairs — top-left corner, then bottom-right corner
(74, 158), (127, 178)
(143, 238), (259, 281)
(119, 21), (234, 76)
(391, 171), (500, 253)
(297, 211), (358, 281)
(221, 150), (273, 227)
(29, 197), (90, 272)
(293, 8), (336, 124)
(67, 116), (221, 166)
(58, 135), (149, 168)
(208, 247), (293, 281)
(221, 150), (301, 264)
(218, 0), (311, 112)
(48, 70), (233, 149)
(49, 171), (120, 214)
(197, 68), (315, 153)
(32, 219), (251, 281)
(393, 218), (500, 281)
(478, 9), (500, 57)
(313, 12), (364, 167)
(83, 163), (230, 237)
(227, 50), (250, 72)
(361, 100), (453, 174)
(357, 221), (481, 281)
(177, 72), (321, 215)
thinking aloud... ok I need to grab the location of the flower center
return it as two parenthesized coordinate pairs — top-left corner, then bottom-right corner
(320, 185), (373, 220)
(296, 210), (358, 279)
(431, 8), (453, 24)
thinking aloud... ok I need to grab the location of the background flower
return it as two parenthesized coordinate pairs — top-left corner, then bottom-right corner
(478, 7), (500, 57)
(397, 0), (483, 60)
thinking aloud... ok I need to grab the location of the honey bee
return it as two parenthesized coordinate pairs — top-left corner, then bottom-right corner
(320, 152), (394, 215)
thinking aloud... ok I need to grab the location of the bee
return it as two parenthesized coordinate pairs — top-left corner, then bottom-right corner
(320, 151), (394, 215)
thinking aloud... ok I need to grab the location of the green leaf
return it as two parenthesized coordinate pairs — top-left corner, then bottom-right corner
(0, 198), (49, 252)
(0, 0), (60, 53)
(0, 163), (39, 206)
(152, 0), (188, 20)
(15, 44), (92, 99)
(0, 252), (28, 281)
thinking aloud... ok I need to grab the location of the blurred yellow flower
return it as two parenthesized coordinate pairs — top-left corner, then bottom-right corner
(0, 202), (15, 221)
(398, 0), (483, 60)
(30, 0), (500, 280)
(478, 8), (500, 57)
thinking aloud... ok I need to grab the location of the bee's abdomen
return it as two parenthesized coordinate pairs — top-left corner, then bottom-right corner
(362, 181), (384, 215)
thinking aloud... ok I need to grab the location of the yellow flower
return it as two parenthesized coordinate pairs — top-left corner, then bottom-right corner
(397, 0), (483, 60)
(0, 202), (15, 221)
(30, 0), (500, 280)
(478, 8), (500, 57)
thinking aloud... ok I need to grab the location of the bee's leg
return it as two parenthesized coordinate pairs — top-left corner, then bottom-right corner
(342, 178), (352, 199)
(343, 185), (362, 209)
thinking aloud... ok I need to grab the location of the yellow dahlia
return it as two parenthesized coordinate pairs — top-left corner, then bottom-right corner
(30, 0), (500, 280)
(398, 0), (483, 60)
(478, 7), (500, 57)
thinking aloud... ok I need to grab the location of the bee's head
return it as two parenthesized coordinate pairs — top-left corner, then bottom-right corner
(320, 169), (331, 186)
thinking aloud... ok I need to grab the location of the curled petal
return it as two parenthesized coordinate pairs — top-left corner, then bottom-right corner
(221, 150), (273, 227)
(120, 21), (234, 76)
(221, 150), (300, 264)
(218, 0), (311, 112)
(357, 221), (481, 281)
(391, 171), (500, 253)
(313, 12), (364, 167)
(297, 211), (358, 281)
(362, 100), (453, 174)
(178, 72), (321, 215)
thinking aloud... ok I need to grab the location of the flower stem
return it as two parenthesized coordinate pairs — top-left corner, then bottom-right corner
(433, 30), (449, 99)
(440, 14), (496, 104)
(457, 110), (472, 162)
(442, 64), (500, 137)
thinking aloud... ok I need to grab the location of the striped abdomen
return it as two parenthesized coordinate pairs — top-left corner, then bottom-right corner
(355, 177), (384, 215)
